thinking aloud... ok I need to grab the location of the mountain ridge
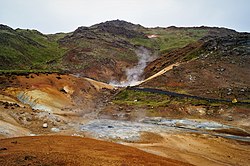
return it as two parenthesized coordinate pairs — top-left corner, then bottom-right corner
(0, 20), (248, 83)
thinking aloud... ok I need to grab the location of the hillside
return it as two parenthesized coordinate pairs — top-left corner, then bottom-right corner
(0, 20), (234, 82)
(1, 20), (249, 130)
(142, 33), (250, 100)
(0, 25), (67, 71)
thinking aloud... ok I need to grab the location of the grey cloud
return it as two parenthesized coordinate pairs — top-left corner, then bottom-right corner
(0, 0), (249, 33)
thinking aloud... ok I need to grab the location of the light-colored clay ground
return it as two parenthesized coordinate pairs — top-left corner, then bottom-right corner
(125, 132), (250, 166)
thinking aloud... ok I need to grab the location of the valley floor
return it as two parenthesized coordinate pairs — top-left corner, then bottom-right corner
(0, 73), (249, 166)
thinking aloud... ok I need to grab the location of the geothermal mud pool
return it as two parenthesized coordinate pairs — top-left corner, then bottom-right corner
(80, 118), (250, 142)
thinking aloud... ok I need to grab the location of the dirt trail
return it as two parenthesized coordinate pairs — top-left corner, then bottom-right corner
(140, 62), (180, 84)
(119, 62), (180, 87)
(83, 77), (114, 90)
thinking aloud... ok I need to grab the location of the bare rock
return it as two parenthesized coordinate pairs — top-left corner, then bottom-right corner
(42, 123), (48, 128)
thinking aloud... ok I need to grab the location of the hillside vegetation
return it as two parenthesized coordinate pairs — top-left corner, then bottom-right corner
(0, 20), (248, 94)
(0, 25), (67, 72)
(0, 20), (225, 81)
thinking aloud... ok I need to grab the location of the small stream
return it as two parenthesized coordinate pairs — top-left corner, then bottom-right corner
(80, 118), (250, 142)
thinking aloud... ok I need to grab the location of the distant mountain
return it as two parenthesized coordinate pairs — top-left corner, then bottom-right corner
(0, 20), (246, 83)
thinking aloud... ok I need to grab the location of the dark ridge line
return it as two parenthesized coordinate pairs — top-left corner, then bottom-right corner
(127, 87), (250, 105)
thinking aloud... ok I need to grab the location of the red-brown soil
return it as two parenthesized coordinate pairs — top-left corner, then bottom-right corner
(0, 73), (116, 138)
(0, 135), (192, 166)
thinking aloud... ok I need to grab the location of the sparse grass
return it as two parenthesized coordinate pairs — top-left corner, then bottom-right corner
(113, 100), (170, 107)
(0, 29), (67, 71)
(113, 89), (233, 108)
(130, 28), (208, 53)
(47, 32), (71, 41)
(113, 90), (170, 107)
(130, 38), (158, 49)
(182, 49), (201, 61)
(0, 25), (208, 73)
(241, 99), (250, 102)
(0, 69), (63, 74)
(162, 87), (190, 95)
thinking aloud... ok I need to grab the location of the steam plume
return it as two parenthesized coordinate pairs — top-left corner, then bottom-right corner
(110, 47), (153, 87)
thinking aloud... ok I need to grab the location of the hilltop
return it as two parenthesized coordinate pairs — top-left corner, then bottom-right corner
(0, 20), (239, 82)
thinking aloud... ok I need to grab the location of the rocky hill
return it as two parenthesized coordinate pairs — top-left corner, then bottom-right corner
(1, 20), (249, 112)
(1, 20), (236, 82)
(58, 20), (144, 82)
(142, 33), (250, 100)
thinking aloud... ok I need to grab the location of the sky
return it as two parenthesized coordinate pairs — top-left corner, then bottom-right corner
(0, 0), (249, 34)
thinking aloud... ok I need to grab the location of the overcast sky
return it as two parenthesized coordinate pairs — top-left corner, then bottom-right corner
(0, 0), (249, 34)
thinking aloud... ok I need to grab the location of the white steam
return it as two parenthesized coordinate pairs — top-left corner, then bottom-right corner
(110, 47), (154, 87)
